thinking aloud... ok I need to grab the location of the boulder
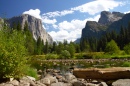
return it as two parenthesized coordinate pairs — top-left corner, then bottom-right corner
(20, 76), (36, 86)
(112, 79), (130, 86)
(44, 74), (57, 83)
(9, 80), (19, 86)
(64, 73), (77, 83)
(40, 78), (50, 85)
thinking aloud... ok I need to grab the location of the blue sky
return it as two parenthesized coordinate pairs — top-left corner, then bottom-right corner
(0, 0), (130, 42)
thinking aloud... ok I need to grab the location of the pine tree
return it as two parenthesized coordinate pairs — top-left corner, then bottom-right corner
(17, 21), (21, 31)
(24, 21), (35, 55)
(44, 40), (49, 54)
(12, 22), (17, 30)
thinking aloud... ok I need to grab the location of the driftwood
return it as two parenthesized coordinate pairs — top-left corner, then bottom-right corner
(73, 67), (130, 81)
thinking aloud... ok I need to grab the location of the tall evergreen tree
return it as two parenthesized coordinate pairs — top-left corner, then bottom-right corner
(17, 21), (21, 31)
(44, 40), (49, 54)
(24, 21), (35, 55)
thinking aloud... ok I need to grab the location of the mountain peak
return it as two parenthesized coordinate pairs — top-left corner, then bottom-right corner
(98, 11), (124, 25)
(7, 14), (53, 44)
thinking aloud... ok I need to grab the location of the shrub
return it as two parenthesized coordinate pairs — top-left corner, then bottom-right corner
(0, 29), (28, 79)
(124, 43), (130, 54)
(122, 62), (130, 67)
(60, 50), (70, 59)
(105, 40), (120, 54)
(45, 53), (59, 59)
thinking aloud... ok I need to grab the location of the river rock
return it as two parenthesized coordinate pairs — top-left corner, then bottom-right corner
(64, 73), (77, 83)
(99, 82), (108, 86)
(36, 81), (47, 86)
(9, 80), (19, 86)
(20, 76), (36, 86)
(40, 78), (50, 85)
(112, 79), (130, 86)
(44, 74), (57, 83)
(73, 81), (86, 86)
(51, 82), (70, 86)
(19, 80), (30, 86)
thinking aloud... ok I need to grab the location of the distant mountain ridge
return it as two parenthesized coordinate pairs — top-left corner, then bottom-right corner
(80, 11), (130, 41)
(6, 14), (53, 44)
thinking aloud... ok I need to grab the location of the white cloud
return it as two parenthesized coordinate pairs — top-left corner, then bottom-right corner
(71, 0), (123, 15)
(24, 0), (124, 42)
(42, 17), (57, 24)
(124, 11), (130, 14)
(49, 15), (100, 42)
(42, 0), (123, 19)
(23, 9), (42, 19)
(42, 10), (74, 18)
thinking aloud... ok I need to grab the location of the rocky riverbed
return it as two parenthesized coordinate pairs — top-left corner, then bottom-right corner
(0, 68), (130, 86)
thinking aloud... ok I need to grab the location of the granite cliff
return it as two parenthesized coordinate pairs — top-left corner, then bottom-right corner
(7, 14), (53, 44)
(81, 11), (130, 40)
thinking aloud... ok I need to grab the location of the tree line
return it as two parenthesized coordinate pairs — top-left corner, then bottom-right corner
(11, 21), (130, 56)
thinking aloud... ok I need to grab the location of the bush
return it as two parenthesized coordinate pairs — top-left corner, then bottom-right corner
(105, 40), (120, 54)
(60, 50), (70, 59)
(122, 62), (130, 67)
(45, 53), (59, 59)
(0, 29), (28, 79)
(124, 43), (130, 54)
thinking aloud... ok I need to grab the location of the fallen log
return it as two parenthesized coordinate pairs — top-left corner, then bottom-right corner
(73, 67), (130, 81)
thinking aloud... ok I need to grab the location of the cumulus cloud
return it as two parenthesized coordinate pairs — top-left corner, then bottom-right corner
(23, 9), (42, 19)
(49, 15), (100, 42)
(71, 0), (123, 15)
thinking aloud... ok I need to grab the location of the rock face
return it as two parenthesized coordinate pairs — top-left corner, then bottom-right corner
(7, 14), (53, 44)
(81, 11), (129, 40)
(81, 21), (107, 39)
(98, 11), (124, 25)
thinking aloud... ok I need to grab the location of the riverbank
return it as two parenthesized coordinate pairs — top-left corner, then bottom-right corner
(1, 67), (130, 86)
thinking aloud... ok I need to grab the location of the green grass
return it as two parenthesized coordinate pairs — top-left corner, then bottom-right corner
(26, 67), (38, 80)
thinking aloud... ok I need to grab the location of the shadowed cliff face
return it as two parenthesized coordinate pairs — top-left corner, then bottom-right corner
(7, 14), (53, 44)
(81, 11), (130, 40)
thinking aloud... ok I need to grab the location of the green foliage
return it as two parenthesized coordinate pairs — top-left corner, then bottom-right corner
(45, 54), (59, 59)
(17, 21), (21, 31)
(122, 61), (130, 67)
(44, 40), (49, 54)
(66, 44), (75, 58)
(35, 37), (43, 55)
(60, 50), (70, 59)
(24, 21), (35, 55)
(80, 38), (90, 52)
(26, 67), (38, 79)
(105, 40), (120, 54)
(124, 43), (130, 54)
(0, 28), (28, 79)
(56, 42), (64, 54)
